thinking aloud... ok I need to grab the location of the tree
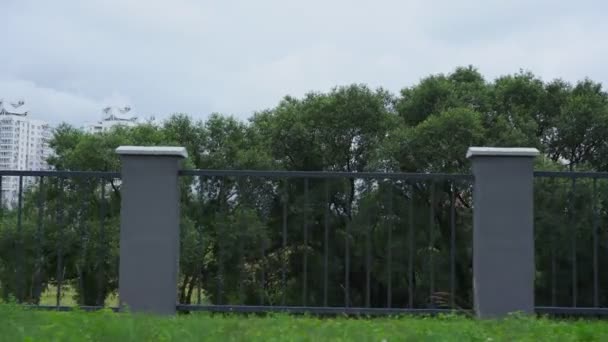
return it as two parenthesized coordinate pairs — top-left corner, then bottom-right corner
(546, 79), (608, 170)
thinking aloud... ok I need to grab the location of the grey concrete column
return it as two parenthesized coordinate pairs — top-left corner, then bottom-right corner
(116, 146), (187, 315)
(467, 147), (539, 319)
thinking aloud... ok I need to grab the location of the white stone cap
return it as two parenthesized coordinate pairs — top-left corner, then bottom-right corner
(116, 146), (188, 158)
(466, 147), (539, 158)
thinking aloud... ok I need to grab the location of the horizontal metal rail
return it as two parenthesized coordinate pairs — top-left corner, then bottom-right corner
(179, 169), (474, 180)
(536, 307), (608, 316)
(176, 305), (457, 316)
(0, 170), (120, 178)
(22, 305), (119, 312)
(18, 304), (608, 317)
(534, 171), (608, 179)
(4, 170), (606, 180)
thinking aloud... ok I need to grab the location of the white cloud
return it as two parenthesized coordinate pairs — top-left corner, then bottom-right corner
(1, 0), (607, 126)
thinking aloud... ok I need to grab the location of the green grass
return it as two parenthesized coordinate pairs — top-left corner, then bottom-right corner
(1, 304), (608, 341)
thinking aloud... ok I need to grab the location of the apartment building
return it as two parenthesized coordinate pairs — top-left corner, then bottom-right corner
(0, 100), (52, 205)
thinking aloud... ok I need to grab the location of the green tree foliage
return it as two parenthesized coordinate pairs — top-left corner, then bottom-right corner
(1, 67), (608, 309)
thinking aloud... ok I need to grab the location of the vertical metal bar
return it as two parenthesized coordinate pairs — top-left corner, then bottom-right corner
(593, 178), (599, 307)
(302, 178), (309, 306)
(345, 179), (351, 308)
(16, 176), (24, 302)
(429, 180), (435, 301)
(260, 178), (267, 306)
(216, 236), (222, 305)
(570, 178), (577, 307)
(324, 179), (329, 307)
(217, 176), (225, 305)
(196, 224), (203, 305)
(282, 178), (288, 306)
(386, 180), (392, 308)
(551, 239), (557, 306)
(197, 176), (204, 305)
(569, 178), (578, 307)
(55, 177), (65, 307)
(260, 233), (266, 306)
(551, 178), (557, 307)
(97, 178), (106, 306)
(408, 181), (415, 309)
(236, 180), (245, 305)
(365, 198), (371, 308)
(237, 238), (244, 305)
(77, 180), (89, 306)
(34, 176), (45, 303)
(236, 177), (245, 305)
(450, 182), (456, 309)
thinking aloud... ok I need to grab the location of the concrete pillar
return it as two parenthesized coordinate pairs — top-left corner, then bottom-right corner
(116, 146), (187, 315)
(467, 147), (539, 319)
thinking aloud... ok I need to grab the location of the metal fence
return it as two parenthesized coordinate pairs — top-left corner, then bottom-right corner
(0, 170), (120, 310)
(176, 170), (474, 315)
(2, 165), (608, 317)
(534, 171), (608, 316)
(0, 169), (474, 315)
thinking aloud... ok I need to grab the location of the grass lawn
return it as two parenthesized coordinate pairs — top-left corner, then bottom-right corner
(2, 304), (608, 341)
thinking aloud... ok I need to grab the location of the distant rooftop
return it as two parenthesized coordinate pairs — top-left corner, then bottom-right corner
(0, 99), (29, 116)
(101, 106), (137, 122)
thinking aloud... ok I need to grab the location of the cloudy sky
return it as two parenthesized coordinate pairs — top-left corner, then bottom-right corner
(1, 0), (607, 126)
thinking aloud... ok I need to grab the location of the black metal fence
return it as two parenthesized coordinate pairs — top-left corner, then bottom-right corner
(176, 170), (474, 314)
(0, 169), (474, 315)
(534, 171), (608, 316)
(3, 168), (608, 317)
(0, 170), (120, 309)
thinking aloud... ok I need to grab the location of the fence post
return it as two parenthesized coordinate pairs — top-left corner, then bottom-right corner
(467, 147), (539, 319)
(116, 146), (187, 315)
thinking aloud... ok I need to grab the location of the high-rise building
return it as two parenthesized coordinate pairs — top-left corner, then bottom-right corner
(0, 100), (53, 205)
(85, 106), (138, 134)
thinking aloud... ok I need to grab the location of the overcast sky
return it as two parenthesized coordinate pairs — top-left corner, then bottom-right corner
(2, 0), (607, 126)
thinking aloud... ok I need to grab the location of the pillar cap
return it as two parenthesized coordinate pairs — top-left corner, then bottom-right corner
(466, 147), (539, 159)
(116, 146), (188, 158)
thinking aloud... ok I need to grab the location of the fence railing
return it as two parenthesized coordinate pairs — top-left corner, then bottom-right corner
(3, 146), (608, 318)
(534, 171), (608, 316)
(176, 170), (474, 314)
(0, 170), (120, 309)
(0, 169), (475, 314)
